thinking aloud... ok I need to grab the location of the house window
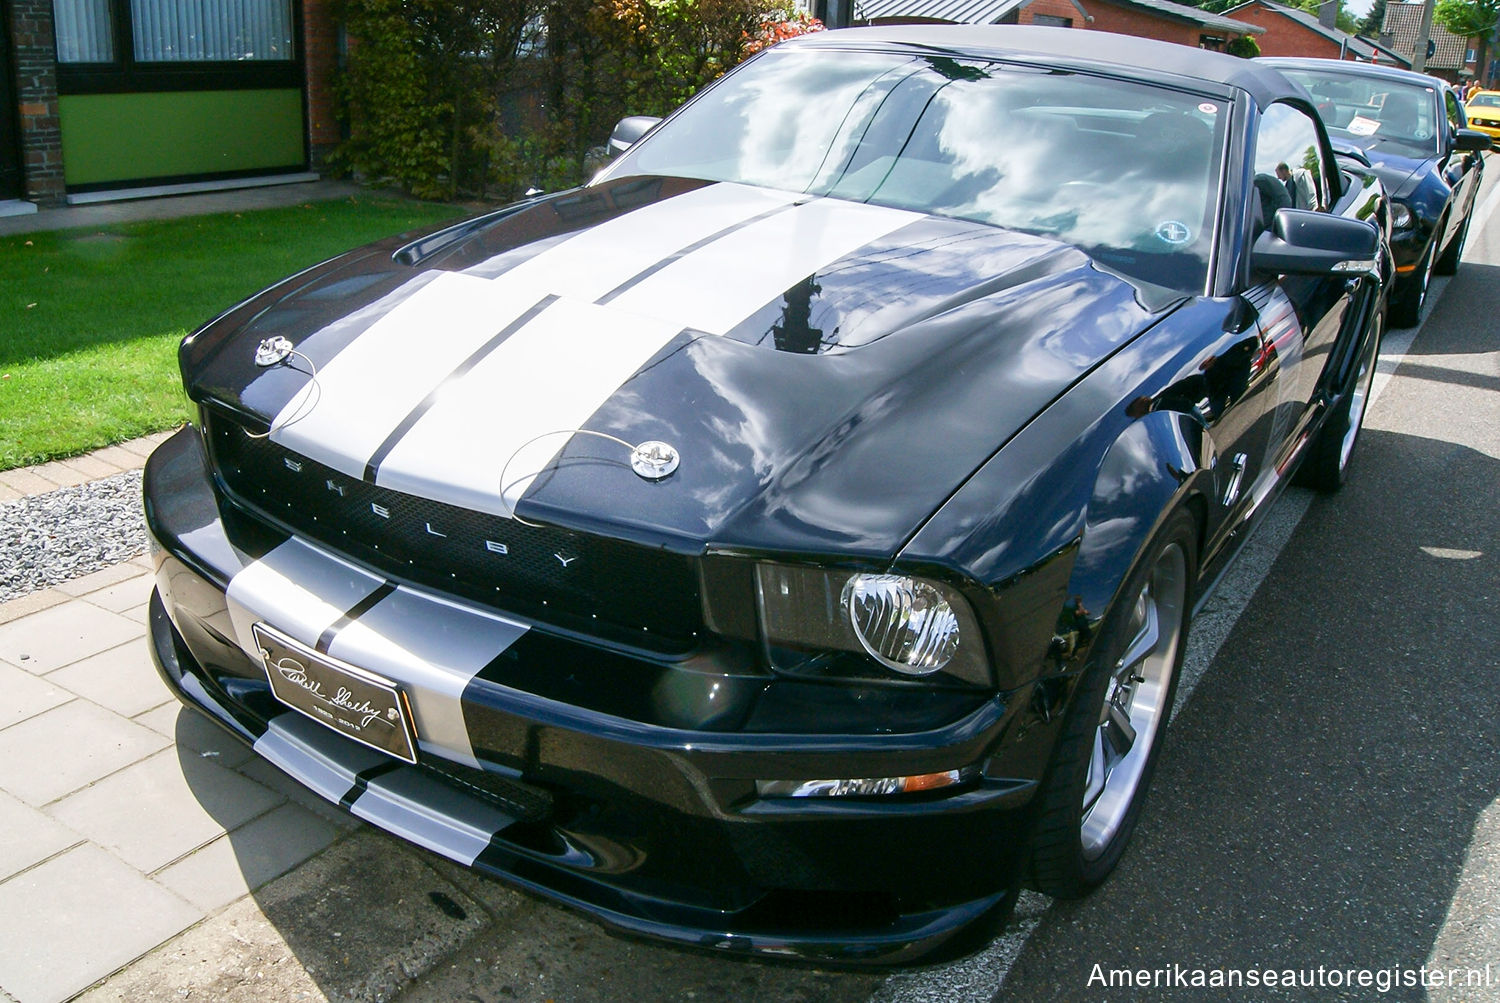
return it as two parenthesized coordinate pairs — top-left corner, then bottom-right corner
(55, 0), (295, 70)
(54, 0), (116, 63)
(1032, 13), (1073, 26)
(1467, 48), (1477, 63)
(129, 0), (293, 62)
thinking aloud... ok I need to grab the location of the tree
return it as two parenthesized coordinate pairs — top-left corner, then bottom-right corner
(1357, 0), (1387, 37)
(1226, 34), (1262, 57)
(1434, 0), (1499, 86)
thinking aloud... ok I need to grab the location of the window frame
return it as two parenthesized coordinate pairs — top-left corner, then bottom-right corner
(56, 0), (302, 96)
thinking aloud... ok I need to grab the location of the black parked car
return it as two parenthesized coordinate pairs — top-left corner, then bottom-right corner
(144, 27), (1389, 963)
(1262, 57), (1486, 326)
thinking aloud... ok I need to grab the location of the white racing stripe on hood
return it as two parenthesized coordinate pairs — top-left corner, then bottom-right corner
(269, 185), (921, 518)
(271, 272), (540, 480)
(491, 180), (800, 301)
(226, 537), (384, 657)
(375, 297), (682, 516)
(268, 182), (797, 477)
(326, 587), (528, 769)
(604, 198), (923, 334)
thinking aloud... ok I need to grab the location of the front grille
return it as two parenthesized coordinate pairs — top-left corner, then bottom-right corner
(205, 411), (703, 650)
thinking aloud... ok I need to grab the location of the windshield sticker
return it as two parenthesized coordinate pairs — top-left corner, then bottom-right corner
(1198, 102), (1218, 115)
(1347, 115), (1381, 136)
(1155, 220), (1192, 245)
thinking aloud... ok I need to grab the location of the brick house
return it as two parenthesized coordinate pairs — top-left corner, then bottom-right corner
(2, 0), (340, 212)
(1225, 0), (1410, 65)
(849, 0), (1264, 51)
(1380, 0), (1484, 84)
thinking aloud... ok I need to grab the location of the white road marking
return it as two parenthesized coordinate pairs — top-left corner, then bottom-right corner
(872, 179), (1499, 1003)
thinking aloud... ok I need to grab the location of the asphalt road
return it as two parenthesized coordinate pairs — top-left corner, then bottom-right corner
(386, 167), (1500, 1003)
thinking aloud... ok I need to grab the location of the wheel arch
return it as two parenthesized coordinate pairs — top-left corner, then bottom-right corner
(1058, 409), (1215, 680)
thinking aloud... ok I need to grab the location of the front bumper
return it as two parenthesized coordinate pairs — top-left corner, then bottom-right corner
(143, 425), (1038, 964)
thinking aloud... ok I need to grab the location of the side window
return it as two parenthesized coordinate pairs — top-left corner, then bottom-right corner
(1445, 90), (1464, 133)
(1252, 102), (1327, 231)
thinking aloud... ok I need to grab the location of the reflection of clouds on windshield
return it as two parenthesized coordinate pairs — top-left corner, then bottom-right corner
(932, 86), (1213, 252)
(726, 53), (899, 192)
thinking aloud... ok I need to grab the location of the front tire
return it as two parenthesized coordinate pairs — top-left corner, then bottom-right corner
(1026, 508), (1196, 898)
(1435, 210), (1470, 276)
(1296, 305), (1382, 492)
(1390, 237), (1435, 328)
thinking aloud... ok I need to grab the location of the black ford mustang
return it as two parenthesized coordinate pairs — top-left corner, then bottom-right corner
(1261, 57), (1487, 327)
(144, 27), (1390, 963)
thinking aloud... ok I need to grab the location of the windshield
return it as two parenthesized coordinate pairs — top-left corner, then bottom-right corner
(605, 49), (1227, 292)
(1468, 92), (1500, 108)
(1276, 67), (1440, 158)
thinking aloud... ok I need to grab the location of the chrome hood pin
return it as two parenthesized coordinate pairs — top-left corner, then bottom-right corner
(630, 441), (680, 481)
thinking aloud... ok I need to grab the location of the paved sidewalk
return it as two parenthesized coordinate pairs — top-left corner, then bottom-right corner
(0, 457), (529, 1003)
(0, 180), (366, 238)
(0, 558), (359, 1003)
(0, 432), (175, 503)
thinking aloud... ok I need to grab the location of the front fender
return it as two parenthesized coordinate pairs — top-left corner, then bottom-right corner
(1059, 410), (1215, 674)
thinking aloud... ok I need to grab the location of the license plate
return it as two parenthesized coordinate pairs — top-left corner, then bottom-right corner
(254, 623), (419, 764)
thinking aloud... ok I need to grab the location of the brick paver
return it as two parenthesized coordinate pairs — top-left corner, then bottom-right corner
(0, 567), (357, 1003)
(0, 431), (162, 502)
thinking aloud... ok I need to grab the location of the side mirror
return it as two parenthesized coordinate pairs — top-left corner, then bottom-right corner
(608, 116), (663, 156)
(1454, 128), (1492, 152)
(1252, 208), (1380, 278)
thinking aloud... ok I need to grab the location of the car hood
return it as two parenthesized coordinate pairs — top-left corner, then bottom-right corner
(183, 176), (1179, 558)
(1346, 143), (1431, 200)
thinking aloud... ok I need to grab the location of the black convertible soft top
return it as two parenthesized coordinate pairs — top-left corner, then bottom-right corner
(784, 25), (1305, 107)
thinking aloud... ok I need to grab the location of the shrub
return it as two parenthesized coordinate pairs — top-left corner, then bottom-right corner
(333, 0), (821, 202)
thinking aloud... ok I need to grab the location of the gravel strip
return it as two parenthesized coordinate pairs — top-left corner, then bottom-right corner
(0, 470), (147, 603)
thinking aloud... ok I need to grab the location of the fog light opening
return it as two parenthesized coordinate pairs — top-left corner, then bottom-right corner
(756, 767), (977, 799)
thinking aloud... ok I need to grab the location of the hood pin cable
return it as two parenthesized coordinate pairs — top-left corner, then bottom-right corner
(499, 430), (680, 527)
(246, 337), (322, 440)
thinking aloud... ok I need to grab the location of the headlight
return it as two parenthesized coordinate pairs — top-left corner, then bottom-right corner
(1390, 201), (1414, 229)
(843, 575), (960, 674)
(754, 563), (991, 685)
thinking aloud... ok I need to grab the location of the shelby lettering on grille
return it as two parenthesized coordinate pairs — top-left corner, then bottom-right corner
(256, 622), (419, 763)
(208, 412), (703, 649)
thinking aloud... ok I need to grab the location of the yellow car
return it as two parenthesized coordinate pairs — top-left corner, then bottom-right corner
(1463, 90), (1500, 145)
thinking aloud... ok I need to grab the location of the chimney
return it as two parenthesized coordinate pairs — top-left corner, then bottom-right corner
(1319, 0), (1338, 28)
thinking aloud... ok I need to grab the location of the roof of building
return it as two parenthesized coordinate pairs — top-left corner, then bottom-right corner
(854, 0), (1020, 23)
(856, 0), (1262, 33)
(1359, 33), (1412, 66)
(1382, 0), (1473, 70)
(788, 24), (1300, 102)
(1225, 0), (1383, 60)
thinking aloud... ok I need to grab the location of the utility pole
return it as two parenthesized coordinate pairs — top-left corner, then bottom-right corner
(1412, 0), (1437, 73)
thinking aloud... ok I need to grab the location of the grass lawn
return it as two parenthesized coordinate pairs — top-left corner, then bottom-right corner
(0, 196), (466, 472)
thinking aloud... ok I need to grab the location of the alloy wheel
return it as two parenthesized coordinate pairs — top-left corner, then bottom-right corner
(1080, 542), (1188, 859)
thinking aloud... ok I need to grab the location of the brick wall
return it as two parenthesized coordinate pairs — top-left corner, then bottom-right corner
(1017, 0), (1251, 50)
(7, 0), (64, 204)
(1225, 5), (1344, 58)
(303, 0), (340, 168)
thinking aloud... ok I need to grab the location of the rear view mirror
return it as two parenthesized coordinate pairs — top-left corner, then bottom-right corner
(608, 116), (663, 156)
(1251, 208), (1380, 277)
(1454, 128), (1492, 152)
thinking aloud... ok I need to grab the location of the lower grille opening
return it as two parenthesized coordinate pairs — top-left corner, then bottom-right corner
(419, 758), (555, 825)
